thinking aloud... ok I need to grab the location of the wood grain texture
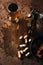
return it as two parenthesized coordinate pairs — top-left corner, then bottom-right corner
(0, 0), (43, 65)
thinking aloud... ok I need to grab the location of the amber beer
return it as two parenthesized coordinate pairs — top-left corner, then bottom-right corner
(8, 3), (20, 23)
(10, 11), (20, 19)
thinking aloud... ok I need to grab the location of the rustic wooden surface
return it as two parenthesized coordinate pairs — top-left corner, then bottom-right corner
(0, 0), (43, 65)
